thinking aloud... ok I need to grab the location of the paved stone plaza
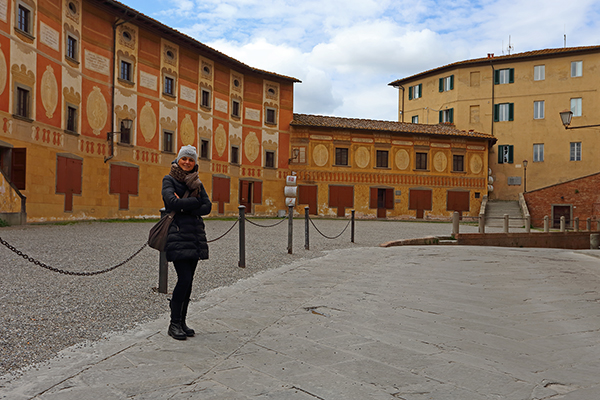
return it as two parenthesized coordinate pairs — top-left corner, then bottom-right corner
(2, 243), (599, 399)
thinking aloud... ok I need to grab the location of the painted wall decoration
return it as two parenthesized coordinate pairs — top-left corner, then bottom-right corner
(0, 45), (6, 95)
(395, 149), (410, 170)
(86, 87), (108, 136)
(433, 151), (447, 172)
(355, 146), (370, 168)
(312, 144), (328, 167)
(180, 114), (195, 145)
(41, 66), (58, 118)
(470, 154), (483, 174)
(214, 123), (227, 156)
(244, 131), (259, 162)
(139, 102), (156, 142)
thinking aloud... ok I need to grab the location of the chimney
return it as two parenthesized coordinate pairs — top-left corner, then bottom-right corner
(487, 53), (494, 58)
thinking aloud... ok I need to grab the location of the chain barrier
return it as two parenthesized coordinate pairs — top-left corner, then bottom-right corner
(246, 215), (288, 228)
(308, 216), (352, 240)
(207, 218), (239, 243)
(0, 235), (147, 276)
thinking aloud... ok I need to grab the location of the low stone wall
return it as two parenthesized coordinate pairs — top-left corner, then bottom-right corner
(456, 232), (599, 249)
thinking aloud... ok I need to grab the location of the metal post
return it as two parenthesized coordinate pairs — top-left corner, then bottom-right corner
(503, 214), (509, 233)
(544, 216), (549, 232)
(304, 206), (310, 250)
(238, 206), (246, 268)
(574, 217), (579, 232)
(587, 217), (592, 231)
(526, 215), (531, 233)
(452, 211), (459, 236)
(351, 210), (355, 243)
(288, 205), (293, 254)
(158, 208), (168, 294)
(479, 213), (485, 234)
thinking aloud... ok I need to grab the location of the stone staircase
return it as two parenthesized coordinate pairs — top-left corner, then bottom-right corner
(485, 200), (525, 228)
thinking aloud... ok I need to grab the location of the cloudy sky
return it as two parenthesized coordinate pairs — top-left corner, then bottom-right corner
(122, 0), (600, 121)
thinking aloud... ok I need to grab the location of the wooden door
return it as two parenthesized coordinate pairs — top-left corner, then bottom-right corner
(299, 185), (318, 215)
(409, 189), (432, 219)
(377, 189), (386, 218)
(239, 180), (252, 211)
(553, 205), (571, 229)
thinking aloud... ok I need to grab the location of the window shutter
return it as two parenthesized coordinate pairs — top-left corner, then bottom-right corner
(509, 68), (515, 83)
(508, 145), (514, 163)
(449, 75), (454, 90)
(439, 78), (443, 92)
(418, 84), (422, 97)
(571, 62), (576, 77)
(449, 108), (454, 123)
(369, 187), (377, 209)
(498, 145), (504, 164)
(494, 70), (500, 85)
(508, 103), (514, 121)
(408, 87), (413, 100)
(109, 165), (121, 194)
(385, 189), (394, 209)
(439, 110), (443, 123)
(493, 104), (499, 122)
(69, 158), (83, 194)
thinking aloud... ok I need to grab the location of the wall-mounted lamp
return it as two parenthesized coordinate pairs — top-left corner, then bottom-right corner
(104, 118), (133, 163)
(559, 110), (600, 129)
(288, 148), (300, 164)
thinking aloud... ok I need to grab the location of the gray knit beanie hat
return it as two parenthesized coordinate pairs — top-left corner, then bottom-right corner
(176, 145), (197, 162)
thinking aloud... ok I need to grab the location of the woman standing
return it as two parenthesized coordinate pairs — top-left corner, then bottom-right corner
(162, 145), (212, 340)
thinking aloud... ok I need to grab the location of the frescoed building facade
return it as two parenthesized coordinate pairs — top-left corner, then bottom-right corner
(0, 0), (299, 223)
(389, 46), (600, 201)
(289, 114), (495, 220)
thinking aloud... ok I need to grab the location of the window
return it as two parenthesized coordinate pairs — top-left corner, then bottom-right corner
(265, 107), (276, 124)
(163, 130), (173, 153)
(494, 68), (514, 84)
(415, 152), (428, 170)
(571, 98), (582, 117)
(265, 150), (275, 168)
(376, 150), (388, 168)
(201, 89), (211, 108)
(534, 101), (544, 119)
(164, 76), (174, 96)
(17, 5), (32, 34)
(494, 103), (514, 122)
(290, 146), (306, 163)
(497, 145), (514, 164)
(570, 142), (581, 161)
(66, 35), (78, 61)
(120, 60), (132, 82)
(533, 143), (544, 162)
(411, 115), (418, 124)
(534, 65), (545, 81)
(15, 86), (30, 119)
(119, 120), (131, 144)
(439, 108), (454, 123)
(200, 139), (209, 159)
(231, 146), (239, 164)
(66, 106), (77, 132)
(571, 61), (582, 77)
(439, 75), (454, 92)
(232, 100), (240, 118)
(408, 84), (422, 100)
(453, 155), (464, 172)
(335, 148), (348, 166)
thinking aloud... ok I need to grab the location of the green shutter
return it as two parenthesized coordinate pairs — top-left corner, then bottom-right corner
(508, 145), (514, 163)
(497, 145), (504, 164)
(408, 86), (413, 100)
(439, 78), (444, 92)
(418, 83), (422, 97)
(508, 103), (514, 121)
(494, 70), (500, 85)
(449, 108), (454, 123)
(439, 110), (443, 123)
(509, 68), (515, 83)
(449, 75), (454, 90)
(493, 104), (499, 122)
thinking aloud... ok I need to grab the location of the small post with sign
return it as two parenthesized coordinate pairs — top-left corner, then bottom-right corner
(285, 174), (298, 254)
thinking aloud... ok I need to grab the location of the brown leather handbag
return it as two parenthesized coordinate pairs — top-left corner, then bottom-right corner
(148, 191), (189, 251)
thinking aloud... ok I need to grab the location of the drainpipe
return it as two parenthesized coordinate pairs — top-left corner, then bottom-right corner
(489, 54), (495, 137)
(398, 85), (405, 122)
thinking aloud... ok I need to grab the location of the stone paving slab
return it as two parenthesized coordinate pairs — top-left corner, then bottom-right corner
(2, 246), (600, 399)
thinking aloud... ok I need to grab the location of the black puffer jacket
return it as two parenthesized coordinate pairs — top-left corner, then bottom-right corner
(161, 168), (212, 262)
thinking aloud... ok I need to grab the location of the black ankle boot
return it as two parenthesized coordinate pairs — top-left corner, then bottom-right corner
(181, 301), (195, 337)
(168, 300), (187, 340)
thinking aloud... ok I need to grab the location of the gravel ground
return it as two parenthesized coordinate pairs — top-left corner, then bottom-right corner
(0, 217), (481, 377)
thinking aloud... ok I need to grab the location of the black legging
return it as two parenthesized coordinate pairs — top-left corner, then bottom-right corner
(172, 259), (198, 304)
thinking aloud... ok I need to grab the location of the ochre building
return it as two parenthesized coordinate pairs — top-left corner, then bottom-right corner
(289, 114), (495, 220)
(0, 0), (299, 223)
(389, 46), (600, 201)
